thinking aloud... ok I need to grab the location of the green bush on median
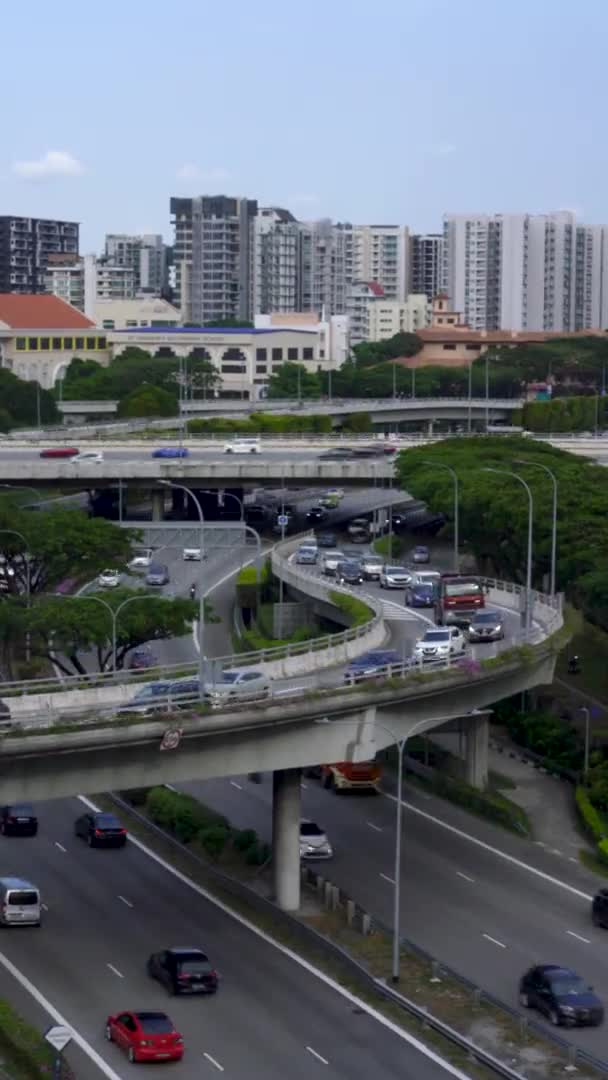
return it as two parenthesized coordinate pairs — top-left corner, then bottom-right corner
(329, 591), (374, 627)
(143, 787), (268, 868)
(0, 998), (61, 1078)
(199, 825), (230, 860)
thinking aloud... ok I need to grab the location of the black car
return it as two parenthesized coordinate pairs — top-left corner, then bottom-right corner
(468, 610), (504, 643)
(337, 559), (363, 585)
(147, 947), (218, 995)
(306, 506), (328, 524)
(318, 448), (356, 460)
(316, 531), (337, 548)
(0, 803), (37, 837)
(592, 888), (608, 928)
(519, 965), (604, 1027)
(244, 504), (268, 524)
(75, 811), (127, 847)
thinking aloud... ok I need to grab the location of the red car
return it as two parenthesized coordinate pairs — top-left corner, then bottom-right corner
(39, 447), (79, 459)
(105, 1011), (184, 1063)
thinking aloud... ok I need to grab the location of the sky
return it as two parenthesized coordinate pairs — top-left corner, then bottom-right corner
(1, 0), (606, 251)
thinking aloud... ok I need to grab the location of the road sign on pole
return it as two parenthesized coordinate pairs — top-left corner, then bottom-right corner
(44, 1025), (72, 1052)
(277, 514), (288, 527)
(160, 727), (182, 751)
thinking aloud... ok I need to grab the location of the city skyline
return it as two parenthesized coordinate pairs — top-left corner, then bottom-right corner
(2, 0), (607, 250)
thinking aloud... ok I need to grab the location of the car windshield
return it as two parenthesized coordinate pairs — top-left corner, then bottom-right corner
(10, 804), (34, 815)
(102, 569), (115, 576)
(219, 673), (240, 684)
(95, 814), (121, 828)
(414, 585), (433, 594)
(137, 683), (171, 699)
(445, 580), (482, 597)
(178, 957), (212, 975)
(342, 562), (360, 571)
(137, 1014), (173, 1034)
(386, 566), (405, 574)
(300, 822), (325, 836)
(549, 975), (587, 996)
(474, 613), (498, 624)
(364, 556), (382, 564)
(423, 631), (450, 642)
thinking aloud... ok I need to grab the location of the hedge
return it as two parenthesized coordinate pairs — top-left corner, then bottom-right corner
(425, 772), (530, 835)
(575, 785), (608, 865)
(0, 999), (62, 1079)
(144, 787), (270, 866)
(329, 591), (374, 628)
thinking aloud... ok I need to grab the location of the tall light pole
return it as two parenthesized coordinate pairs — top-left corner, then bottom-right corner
(482, 468), (534, 638)
(0, 529), (32, 661)
(159, 480), (206, 693)
(421, 461), (459, 573)
(467, 360), (473, 434)
(200, 488), (244, 521)
(56, 592), (162, 672)
(513, 459), (558, 597)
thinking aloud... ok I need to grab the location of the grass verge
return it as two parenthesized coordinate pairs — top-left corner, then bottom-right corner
(0, 999), (67, 1080)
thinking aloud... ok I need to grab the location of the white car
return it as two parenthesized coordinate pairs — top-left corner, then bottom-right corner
(223, 438), (261, 454)
(203, 669), (272, 707)
(183, 546), (205, 561)
(379, 565), (413, 588)
(412, 570), (441, 587)
(71, 450), (104, 464)
(414, 627), (466, 663)
(98, 568), (119, 588)
(322, 550), (345, 576)
(299, 820), (333, 860)
(128, 551), (152, 573)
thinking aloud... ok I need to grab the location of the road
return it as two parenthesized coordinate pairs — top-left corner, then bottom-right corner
(0, 794), (473, 1080)
(182, 770), (608, 1059)
(0, 447), (390, 464)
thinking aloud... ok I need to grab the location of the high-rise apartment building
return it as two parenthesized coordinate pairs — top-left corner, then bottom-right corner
(253, 208), (299, 313)
(0, 216), (79, 293)
(346, 224), (409, 302)
(170, 196), (258, 324)
(442, 211), (576, 331)
(297, 219), (350, 315)
(409, 234), (443, 300)
(104, 234), (168, 296)
(574, 225), (608, 330)
(45, 254), (135, 317)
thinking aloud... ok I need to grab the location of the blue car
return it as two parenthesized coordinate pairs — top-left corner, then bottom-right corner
(405, 582), (435, 608)
(151, 447), (189, 459)
(344, 649), (403, 685)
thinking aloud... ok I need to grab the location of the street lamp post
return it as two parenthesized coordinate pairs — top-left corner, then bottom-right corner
(482, 468), (534, 638)
(200, 488), (244, 522)
(421, 461), (459, 573)
(467, 360), (473, 434)
(159, 480), (206, 693)
(513, 459), (558, 597)
(60, 592), (163, 673)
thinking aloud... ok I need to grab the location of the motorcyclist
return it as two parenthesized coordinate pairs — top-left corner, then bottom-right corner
(189, 582), (197, 600)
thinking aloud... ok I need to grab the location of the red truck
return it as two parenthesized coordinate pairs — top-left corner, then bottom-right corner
(319, 761), (382, 793)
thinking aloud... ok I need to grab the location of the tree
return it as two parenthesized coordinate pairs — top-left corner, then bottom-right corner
(117, 384), (177, 418)
(25, 587), (215, 675)
(267, 362), (321, 399)
(0, 370), (59, 428)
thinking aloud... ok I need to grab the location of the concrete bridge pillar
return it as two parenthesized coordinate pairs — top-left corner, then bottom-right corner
(272, 767), (301, 911)
(171, 487), (186, 518)
(151, 489), (165, 522)
(465, 714), (489, 789)
(427, 419), (434, 436)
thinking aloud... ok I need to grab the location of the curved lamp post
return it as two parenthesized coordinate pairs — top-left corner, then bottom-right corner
(57, 592), (163, 674)
(482, 468), (534, 638)
(513, 459), (558, 597)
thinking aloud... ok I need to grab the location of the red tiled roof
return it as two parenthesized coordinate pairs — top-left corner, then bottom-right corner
(417, 327), (604, 344)
(0, 294), (94, 330)
(367, 281), (384, 296)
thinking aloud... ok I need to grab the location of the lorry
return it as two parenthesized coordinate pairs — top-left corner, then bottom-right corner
(316, 760), (382, 793)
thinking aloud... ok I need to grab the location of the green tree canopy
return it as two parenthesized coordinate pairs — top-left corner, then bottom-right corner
(117, 384), (178, 418)
(267, 362), (322, 399)
(0, 370), (58, 429)
(60, 348), (220, 404)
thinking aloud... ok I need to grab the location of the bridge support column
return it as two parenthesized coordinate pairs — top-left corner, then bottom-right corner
(151, 489), (165, 522)
(272, 767), (301, 912)
(465, 714), (489, 789)
(427, 419), (434, 436)
(171, 487), (185, 518)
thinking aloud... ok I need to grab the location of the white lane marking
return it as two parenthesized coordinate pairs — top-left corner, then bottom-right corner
(456, 871), (475, 884)
(41, 903), (49, 911)
(77, 797), (473, 1080)
(274, 686), (308, 696)
(382, 791), (594, 902)
(551, 849), (562, 856)
(367, 822), (383, 833)
(230, 781), (243, 791)
(306, 1046), (329, 1065)
(482, 934), (506, 949)
(0, 951), (123, 1080)
(107, 963), (124, 978)
(54, 841), (67, 853)
(203, 1051), (224, 1072)
(566, 930), (591, 944)
(117, 895), (133, 908)
(380, 872), (395, 885)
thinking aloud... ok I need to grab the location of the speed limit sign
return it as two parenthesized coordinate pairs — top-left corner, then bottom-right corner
(160, 728), (182, 752)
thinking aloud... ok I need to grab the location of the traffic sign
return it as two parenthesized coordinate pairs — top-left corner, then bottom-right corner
(277, 514), (288, 527)
(160, 727), (182, 752)
(45, 1025), (72, 1052)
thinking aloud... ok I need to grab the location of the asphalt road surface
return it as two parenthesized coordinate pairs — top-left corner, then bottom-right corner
(0, 795), (474, 1080)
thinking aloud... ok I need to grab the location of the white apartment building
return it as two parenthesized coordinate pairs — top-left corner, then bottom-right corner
(575, 225), (608, 330)
(366, 294), (430, 341)
(343, 224), (409, 302)
(45, 254), (136, 317)
(104, 233), (168, 296)
(94, 297), (181, 330)
(254, 311), (349, 369)
(253, 208), (299, 313)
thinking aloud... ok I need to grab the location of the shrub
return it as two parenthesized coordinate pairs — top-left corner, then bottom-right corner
(598, 838), (608, 866)
(199, 825), (230, 860)
(233, 828), (258, 852)
(0, 999), (57, 1076)
(429, 772), (529, 834)
(246, 841), (272, 865)
(122, 787), (151, 806)
(575, 785), (607, 844)
(506, 710), (583, 770)
(146, 786), (176, 828)
(173, 800), (206, 843)
(329, 591), (373, 627)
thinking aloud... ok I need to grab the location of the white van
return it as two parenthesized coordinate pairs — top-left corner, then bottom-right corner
(0, 877), (42, 926)
(224, 438), (261, 454)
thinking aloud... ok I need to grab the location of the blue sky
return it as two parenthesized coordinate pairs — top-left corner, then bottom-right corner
(1, 0), (605, 250)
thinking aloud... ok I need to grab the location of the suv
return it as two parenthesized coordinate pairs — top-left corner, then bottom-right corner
(0, 804), (38, 837)
(592, 889), (608, 928)
(203, 669), (271, 707)
(414, 627), (466, 663)
(519, 965), (604, 1027)
(224, 438), (260, 454)
(322, 551), (345, 576)
(336, 560), (363, 585)
(296, 544), (318, 565)
(468, 610), (504, 643)
(360, 554), (384, 580)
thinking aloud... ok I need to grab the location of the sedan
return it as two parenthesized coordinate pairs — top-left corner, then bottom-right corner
(71, 450), (104, 464)
(39, 447), (78, 459)
(412, 545), (430, 564)
(468, 610), (505, 643)
(318, 448), (356, 460)
(106, 1011), (184, 1063)
(519, 965), (604, 1027)
(300, 820), (333, 860)
(344, 649), (403, 684)
(322, 551), (345, 576)
(414, 627), (466, 663)
(128, 646), (158, 670)
(306, 506), (328, 524)
(379, 565), (412, 589)
(405, 582), (435, 607)
(0, 803), (38, 837)
(98, 568), (120, 588)
(75, 811), (127, 848)
(336, 560), (363, 586)
(128, 552), (152, 573)
(183, 546), (203, 561)
(151, 447), (189, 459)
(146, 563), (170, 586)
(203, 669), (271, 707)
(147, 947), (218, 995)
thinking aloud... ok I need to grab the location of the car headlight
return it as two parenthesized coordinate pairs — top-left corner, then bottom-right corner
(559, 1005), (576, 1015)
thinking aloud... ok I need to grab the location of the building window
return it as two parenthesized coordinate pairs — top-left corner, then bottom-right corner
(63, 337), (73, 350)
(287, 347), (298, 361)
(465, 344), (479, 351)
(86, 337), (96, 349)
(126, 320), (137, 327)
(40, 338), (50, 351)
(102, 320), (115, 330)
(16, 338), (26, 351)
(27, 337), (38, 351)
(319, 349), (325, 359)
(442, 344), (456, 350)
(75, 337), (85, 350)
(52, 337), (62, 350)
(303, 347), (314, 360)
(256, 347), (267, 362)
(272, 347), (283, 362)
(97, 337), (107, 349)
(221, 364), (246, 374)
(256, 365), (267, 374)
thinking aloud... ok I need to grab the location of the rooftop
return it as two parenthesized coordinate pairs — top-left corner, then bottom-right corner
(112, 325), (316, 335)
(0, 294), (94, 330)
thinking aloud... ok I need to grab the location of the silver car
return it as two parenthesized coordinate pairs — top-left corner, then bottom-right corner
(468, 610), (504, 643)
(203, 669), (271, 708)
(146, 562), (170, 586)
(296, 544), (318, 565)
(299, 820), (333, 860)
(379, 565), (412, 588)
(322, 550), (345, 576)
(360, 553), (384, 579)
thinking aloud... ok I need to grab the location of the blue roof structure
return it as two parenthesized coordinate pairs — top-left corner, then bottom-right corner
(113, 326), (316, 335)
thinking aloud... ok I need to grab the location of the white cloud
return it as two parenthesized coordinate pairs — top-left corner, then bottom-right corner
(426, 142), (457, 157)
(12, 150), (86, 179)
(175, 164), (231, 183)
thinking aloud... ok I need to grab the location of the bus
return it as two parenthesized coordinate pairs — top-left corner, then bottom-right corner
(435, 574), (485, 627)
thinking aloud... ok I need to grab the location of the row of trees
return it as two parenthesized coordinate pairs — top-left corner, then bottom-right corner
(60, 349), (220, 416)
(0, 503), (200, 676)
(394, 436), (608, 632)
(516, 395), (608, 432)
(0, 370), (58, 432)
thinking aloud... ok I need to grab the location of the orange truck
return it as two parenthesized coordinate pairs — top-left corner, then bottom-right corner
(320, 761), (382, 793)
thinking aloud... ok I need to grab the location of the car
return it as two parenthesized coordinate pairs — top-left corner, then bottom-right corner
(203, 669), (271, 707)
(318, 448), (356, 460)
(468, 610), (505, 643)
(359, 553), (384, 579)
(592, 889), (608, 928)
(71, 450), (104, 464)
(414, 627), (466, 663)
(39, 446), (79, 459)
(223, 438), (261, 454)
(106, 1011), (184, 1063)
(120, 682), (175, 714)
(98, 568), (120, 588)
(519, 965), (604, 1027)
(75, 811), (127, 848)
(127, 645), (158, 670)
(146, 562), (170, 586)
(318, 493), (340, 509)
(300, 820), (333, 860)
(128, 550), (152, 573)
(183, 546), (205, 561)
(147, 947), (218, 995)
(322, 550), (345, 576)
(316, 531), (337, 548)
(326, 487), (344, 500)
(0, 803), (37, 837)
(412, 545), (430, 564)
(244, 504), (268, 524)
(405, 582), (435, 607)
(337, 559), (363, 585)
(412, 570), (441, 587)
(151, 447), (189, 458)
(379, 565), (412, 588)
(344, 649), (403, 684)
(306, 506), (328, 524)
(295, 544), (318, 565)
